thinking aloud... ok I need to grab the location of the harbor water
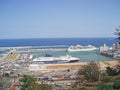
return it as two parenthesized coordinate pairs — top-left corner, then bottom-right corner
(0, 38), (115, 62)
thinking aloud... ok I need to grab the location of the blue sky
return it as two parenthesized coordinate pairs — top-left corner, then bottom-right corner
(0, 0), (120, 39)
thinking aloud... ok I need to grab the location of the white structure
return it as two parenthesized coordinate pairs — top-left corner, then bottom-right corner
(28, 64), (47, 71)
(29, 55), (33, 59)
(68, 44), (96, 52)
(100, 43), (120, 59)
(99, 44), (109, 53)
(112, 43), (116, 51)
(115, 42), (120, 53)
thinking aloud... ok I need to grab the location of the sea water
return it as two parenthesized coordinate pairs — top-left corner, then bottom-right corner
(0, 38), (116, 62)
(0, 38), (116, 47)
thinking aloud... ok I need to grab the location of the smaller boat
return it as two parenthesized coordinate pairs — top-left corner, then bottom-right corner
(68, 44), (96, 52)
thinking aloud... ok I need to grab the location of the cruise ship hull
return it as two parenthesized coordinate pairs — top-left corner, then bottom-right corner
(32, 60), (79, 64)
(68, 48), (96, 52)
(69, 60), (79, 63)
(68, 45), (96, 52)
(32, 55), (80, 64)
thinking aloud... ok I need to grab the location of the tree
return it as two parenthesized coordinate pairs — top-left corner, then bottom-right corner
(19, 75), (52, 90)
(113, 79), (120, 89)
(0, 78), (3, 90)
(20, 75), (36, 90)
(114, 26), (120, 43)
(26, 83), (52, 90)
(77, 61), (100, 82)
(106, 66), (120, 76)
(97, 84), (112, 90)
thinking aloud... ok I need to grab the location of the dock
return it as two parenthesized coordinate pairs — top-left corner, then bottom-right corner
(0, 50), (19, 63)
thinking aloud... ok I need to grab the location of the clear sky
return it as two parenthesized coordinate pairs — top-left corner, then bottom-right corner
(0, 0), (120, 39)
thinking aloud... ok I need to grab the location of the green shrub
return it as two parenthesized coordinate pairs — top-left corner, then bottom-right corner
(106, 66), (119, 76)
(100, 73), (110, 83)
(79, 87), (88, 90)
(77, 61), (100, 82)
(97, 84), (112, 90)
(101, 77), (110, 83)
(113, 79), (120, 89)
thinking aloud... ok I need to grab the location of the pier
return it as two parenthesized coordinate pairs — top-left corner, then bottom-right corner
(99, 43), (120, 59)
(0, 50), (19, 63)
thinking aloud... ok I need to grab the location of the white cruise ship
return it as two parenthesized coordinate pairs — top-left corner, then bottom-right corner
(32, 54), (80, 64)
(68, 44), (96, 52)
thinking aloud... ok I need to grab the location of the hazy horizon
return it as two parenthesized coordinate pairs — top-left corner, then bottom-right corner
(0, 37), (116, 40)
(0, 0), (120, 39)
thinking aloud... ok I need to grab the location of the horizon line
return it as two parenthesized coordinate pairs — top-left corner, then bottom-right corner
(0, 37), (117, 40)
(0, 37), (116, 39)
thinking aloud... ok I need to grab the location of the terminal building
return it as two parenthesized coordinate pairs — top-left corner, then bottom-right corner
(100, 42), (120, 59)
